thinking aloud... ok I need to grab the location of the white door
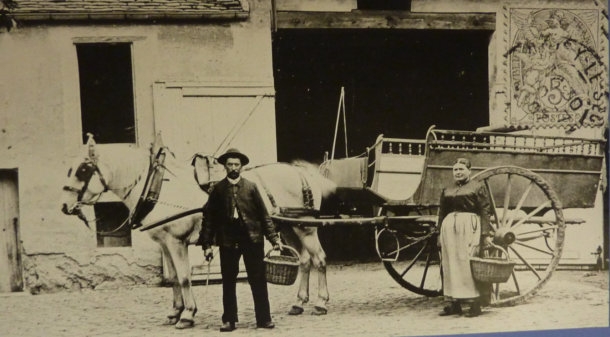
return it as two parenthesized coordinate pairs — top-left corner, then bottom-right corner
(153, 79), (277, 281)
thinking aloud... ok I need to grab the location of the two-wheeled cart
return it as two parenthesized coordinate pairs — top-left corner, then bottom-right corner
(271, 126), (605, 306)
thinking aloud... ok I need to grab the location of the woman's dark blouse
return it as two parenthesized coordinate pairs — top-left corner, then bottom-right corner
(438, 179), (493, 236)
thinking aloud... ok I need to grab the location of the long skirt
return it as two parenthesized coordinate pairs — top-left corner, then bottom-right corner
(440, 212), (481, 300)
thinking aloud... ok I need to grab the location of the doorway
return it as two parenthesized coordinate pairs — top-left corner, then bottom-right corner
(0, 169), (23, 292)
(272, 28), (493, 261)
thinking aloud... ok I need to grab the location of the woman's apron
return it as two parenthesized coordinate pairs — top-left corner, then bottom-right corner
(440, 212), (481, 300)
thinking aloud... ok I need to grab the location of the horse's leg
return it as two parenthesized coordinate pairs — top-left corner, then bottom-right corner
(280, 227), (309, 315)
(296, 226), (329, 315)
(165, 237), (197, 329)
(292, 247), (312, 315)
(160, 243), (184, 325)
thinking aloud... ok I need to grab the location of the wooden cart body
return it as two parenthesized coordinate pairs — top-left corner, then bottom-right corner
(321, 127), (604, 210)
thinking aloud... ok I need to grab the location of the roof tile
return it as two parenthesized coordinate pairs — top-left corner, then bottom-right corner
(12, 0), (248, 20)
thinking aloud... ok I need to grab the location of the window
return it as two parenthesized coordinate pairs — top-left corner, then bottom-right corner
(94, 202), (132, 247)
(357, 0), (411, 10)
(76, 43), (136, 144)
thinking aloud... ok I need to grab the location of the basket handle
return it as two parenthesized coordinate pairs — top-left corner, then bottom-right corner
(265, 245), (300, 259)
(485, 243), (511, 261)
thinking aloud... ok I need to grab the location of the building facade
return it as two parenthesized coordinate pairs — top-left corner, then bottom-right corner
(0, 0), (607, 293)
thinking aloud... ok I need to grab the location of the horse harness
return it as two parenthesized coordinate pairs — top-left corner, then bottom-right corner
(246, 163), (318, 219)
(129, 147), (167, 229)
(63, 158), (110, 222)
(63, 147), (167, 231)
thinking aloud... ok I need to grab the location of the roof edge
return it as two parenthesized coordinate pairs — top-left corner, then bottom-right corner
(12, 11), (249, 22)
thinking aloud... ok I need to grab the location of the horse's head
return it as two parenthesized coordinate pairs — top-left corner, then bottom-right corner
(60, 135), (111, 219)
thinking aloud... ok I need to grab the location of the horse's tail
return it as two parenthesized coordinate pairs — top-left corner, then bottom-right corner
(292, 160), (337, 198)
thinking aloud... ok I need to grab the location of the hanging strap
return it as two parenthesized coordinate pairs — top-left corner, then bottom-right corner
(331, 87), (348, 160)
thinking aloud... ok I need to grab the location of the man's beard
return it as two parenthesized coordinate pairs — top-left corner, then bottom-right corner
(227, 171), (240, 179)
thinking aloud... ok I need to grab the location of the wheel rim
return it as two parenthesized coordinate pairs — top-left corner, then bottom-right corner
(378, 208), (443, 297)
(472, 166), (565, 307)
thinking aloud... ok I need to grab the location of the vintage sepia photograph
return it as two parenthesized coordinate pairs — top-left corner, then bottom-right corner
(0, 0), (608, 336)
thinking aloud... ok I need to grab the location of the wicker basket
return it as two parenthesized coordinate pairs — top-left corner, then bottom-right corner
(264, 245), (300, 286)
(470, 244), (516, 284)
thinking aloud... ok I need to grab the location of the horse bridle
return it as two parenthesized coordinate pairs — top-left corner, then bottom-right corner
(63, 159), (110, 211)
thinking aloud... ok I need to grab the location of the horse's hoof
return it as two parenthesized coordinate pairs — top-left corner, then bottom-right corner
(288, 306), (304, 315)
(311, 306), (327, 316)
(175, 318), (195, 329)
(163, 317), (180, 325)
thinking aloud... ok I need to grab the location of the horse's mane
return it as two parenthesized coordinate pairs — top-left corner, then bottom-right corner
(291, 160), (337, 198)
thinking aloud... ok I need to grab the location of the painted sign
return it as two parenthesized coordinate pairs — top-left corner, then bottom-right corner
(502, 4), (608, 128)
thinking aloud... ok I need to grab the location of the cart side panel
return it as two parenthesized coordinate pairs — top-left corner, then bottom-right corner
(376, 155), (426, 200)
(418, 149), (603, 209)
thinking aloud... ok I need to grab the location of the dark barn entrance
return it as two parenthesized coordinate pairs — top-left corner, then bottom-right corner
(272, 29), (493, 261)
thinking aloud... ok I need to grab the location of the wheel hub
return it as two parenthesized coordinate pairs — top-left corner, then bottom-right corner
(494, 227), (516, 246)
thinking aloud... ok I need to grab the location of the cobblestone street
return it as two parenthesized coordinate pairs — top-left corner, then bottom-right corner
(1, 263), (608, 337)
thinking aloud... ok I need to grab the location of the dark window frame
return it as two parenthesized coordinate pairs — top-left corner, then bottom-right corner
(93, 202), (132, 248)
(75, 42), (137, 145)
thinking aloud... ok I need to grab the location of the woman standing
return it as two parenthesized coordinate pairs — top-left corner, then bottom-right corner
(438, 158), (493, 317)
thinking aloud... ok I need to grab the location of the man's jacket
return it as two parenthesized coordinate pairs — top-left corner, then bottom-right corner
(198, 177), (279, 249)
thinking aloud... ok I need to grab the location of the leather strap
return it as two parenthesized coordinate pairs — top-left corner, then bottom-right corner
(130, 147), (166, 229)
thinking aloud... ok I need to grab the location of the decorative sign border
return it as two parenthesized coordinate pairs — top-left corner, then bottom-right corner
(500, 3), (608, 129)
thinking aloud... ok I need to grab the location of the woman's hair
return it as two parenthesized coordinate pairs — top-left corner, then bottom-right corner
(453, 157), (472, 169)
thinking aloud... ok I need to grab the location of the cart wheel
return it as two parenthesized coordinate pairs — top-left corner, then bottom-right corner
(472, 166), (565, 307)
(377, 208), (443, 297)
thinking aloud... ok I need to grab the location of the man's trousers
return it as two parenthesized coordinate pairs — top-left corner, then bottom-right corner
(219, 241), (271, 325)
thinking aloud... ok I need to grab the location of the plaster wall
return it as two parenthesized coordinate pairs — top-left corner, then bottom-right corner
(0, 0), (275, 293)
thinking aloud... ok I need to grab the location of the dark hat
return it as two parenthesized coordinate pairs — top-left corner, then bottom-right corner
(218, 148), (250, 166)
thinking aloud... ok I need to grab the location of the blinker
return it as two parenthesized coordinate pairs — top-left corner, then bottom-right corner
(75, 162), (95, 182)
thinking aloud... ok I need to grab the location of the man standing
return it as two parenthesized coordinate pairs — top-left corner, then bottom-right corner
(198, 148), (282, 332)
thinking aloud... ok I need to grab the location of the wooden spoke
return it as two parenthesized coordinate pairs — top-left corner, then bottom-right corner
(513, 241), (554, 256)
(438, 253), (444, 292)
(516, 225), (558, 237)
(386, 231), (434, 257)
(495, 282), (500, 300)
(420, 242), (433, 288)
(400, 242), (427, 278)
(506, 181), (534, 227)
(511, 200), (551, 231)
(490, 284), (497, 302)
(511, 270), (521, 295)
(381, 207), (443, 298)
(501, 174), (512, 227)
(471, 166), (564, 307)
(509, 246), (542, 281)
(484, 180), (500, 231)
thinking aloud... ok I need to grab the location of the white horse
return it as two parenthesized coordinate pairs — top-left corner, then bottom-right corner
(60, 139), (336, 329)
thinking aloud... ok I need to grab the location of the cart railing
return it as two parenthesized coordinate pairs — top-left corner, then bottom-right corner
(370, 136), (427, 201)
(428, 129), (605, 156)
(413, 128), (605, 209)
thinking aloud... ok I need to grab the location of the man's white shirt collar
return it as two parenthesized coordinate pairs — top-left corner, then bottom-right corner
(228, 176), (241, 185)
